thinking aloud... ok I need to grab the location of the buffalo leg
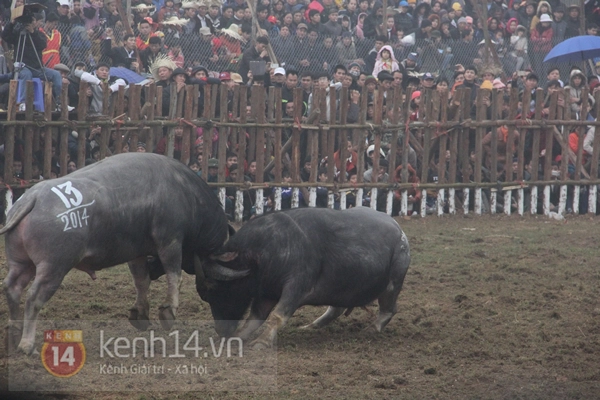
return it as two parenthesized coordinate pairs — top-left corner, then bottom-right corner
(128, 257), (151, 331)
(234, 298), (277, 340)
(249, 299), (300, 349)
(19, 263), (69, 355)
(374, 281), (403, 332)
(302, 306), (345, 329)
(4, 261), (35, 353)
(157, 244), (183, 330)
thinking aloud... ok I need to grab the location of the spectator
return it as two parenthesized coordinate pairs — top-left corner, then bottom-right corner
(41, 13), (62, 69)
(372, 45), (400, 77)
(76, 62), (126, 114)
(2, 14), (63, 107)
(239, 36), (270, 83)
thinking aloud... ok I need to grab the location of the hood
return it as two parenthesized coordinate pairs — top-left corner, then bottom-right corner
(506, 17), (519, 33)
(536, 1), (552, 15)
(357, 12), (368, 28)
(376, 45), (398, 63)
(569, 69), (587, 86)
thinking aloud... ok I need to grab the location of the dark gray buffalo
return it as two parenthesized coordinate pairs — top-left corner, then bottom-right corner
(199, 207), (410, 348)
(2, 153), (228, 354)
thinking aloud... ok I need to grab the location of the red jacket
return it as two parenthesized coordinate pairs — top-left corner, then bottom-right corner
(530, 26), (553, 53)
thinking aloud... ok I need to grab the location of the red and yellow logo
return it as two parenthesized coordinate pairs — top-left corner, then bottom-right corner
(41, 330), (86, 378)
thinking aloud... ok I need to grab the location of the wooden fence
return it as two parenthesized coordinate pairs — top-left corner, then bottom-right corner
(2, 79), (600, 221)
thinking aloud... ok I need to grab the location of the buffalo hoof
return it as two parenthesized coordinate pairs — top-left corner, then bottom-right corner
(249, 339), (271, 350)
(128, 308), (150, 331)
(158, 305), (175, 330)
(16, 342), (36, 356)
(5, 325), (22, 356)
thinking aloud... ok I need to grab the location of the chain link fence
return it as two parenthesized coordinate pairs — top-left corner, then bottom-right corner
(37, 19), (578, 86)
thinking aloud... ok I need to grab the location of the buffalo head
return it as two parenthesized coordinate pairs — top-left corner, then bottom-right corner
(196, 250), (255, 338)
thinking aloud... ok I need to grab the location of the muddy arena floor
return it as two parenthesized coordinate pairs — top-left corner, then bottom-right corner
(1, 215), (600, 399)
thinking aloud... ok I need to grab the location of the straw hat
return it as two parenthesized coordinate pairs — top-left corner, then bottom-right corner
(150, 54), (177, 81)
(162, 16), (189, 26)
(220, 24), (243, 41)
(132, 4), (156, 12)
(181, 1), (200, 9)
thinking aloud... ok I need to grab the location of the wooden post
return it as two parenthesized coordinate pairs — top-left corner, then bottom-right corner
(291, 88), (303, 182)
(327, 87), (337, 207)
(76, 80), (88, 168)
(237, 85), (248, 185)
(4, 81), (18, 184)
(129, 85), (142, 152)
(99, 83), (111, 159)
(181, 85), (194, 165)
(202, 84), (212, 173)
(23, 81), (34, 181)
(166, 83), (178, 158)
(115, 85), (126, 155)
(438, 89), (448, 216)
(43, 82), (53, 179)
(338, 87), (349, 184)
(588, 91), (600, 214)
(530, 89), (544, 214)
(146, 83), (157, 153)
(255, 85), (266, 184)
(218, 84), (229, 184)
(273, 87), (283, 183)
(60, 85), (69, 177)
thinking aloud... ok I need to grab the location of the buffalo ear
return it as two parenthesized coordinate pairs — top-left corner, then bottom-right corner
(212, 252), (239, 263)
(227, 224), (236, 238)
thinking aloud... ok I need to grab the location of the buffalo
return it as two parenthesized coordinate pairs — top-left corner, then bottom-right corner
(2, 153), (228, 354)
(198, 207), (410, 348)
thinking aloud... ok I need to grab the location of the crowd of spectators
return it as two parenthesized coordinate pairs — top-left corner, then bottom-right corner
(1, 0), (600, 217)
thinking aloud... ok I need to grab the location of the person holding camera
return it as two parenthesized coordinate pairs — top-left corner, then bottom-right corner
(1, 13), (62, 107)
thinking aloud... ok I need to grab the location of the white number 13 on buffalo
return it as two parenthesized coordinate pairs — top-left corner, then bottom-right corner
(52, 181), (95, 231)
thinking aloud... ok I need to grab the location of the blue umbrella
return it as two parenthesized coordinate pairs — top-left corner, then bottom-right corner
(109, 67), (146, 84)
(543, 36), (600, 64)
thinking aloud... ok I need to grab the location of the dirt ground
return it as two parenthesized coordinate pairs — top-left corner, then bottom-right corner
(1, 214), (600, 399)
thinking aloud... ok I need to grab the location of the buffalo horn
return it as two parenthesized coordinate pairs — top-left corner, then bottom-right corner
(203, 264), (250, 281)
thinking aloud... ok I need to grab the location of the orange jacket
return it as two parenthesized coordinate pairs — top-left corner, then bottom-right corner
(42, 29), (61, 68)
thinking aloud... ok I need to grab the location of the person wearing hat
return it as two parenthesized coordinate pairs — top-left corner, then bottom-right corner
(136, 142), (147, 153)
(530, 14), (554, 79)
(272, 67), (286, 87)
(75, 62), (126, 114)
(53, 63), (71, 86)
(373, 44), (399, 77)
(220, 24), (244, 60)
(492, 78), (506, 91)
(1, 12), (64, 106)
(230, 73), (244, 84)
(171, 67), (188, 93)
(378, 71), (394, 91)
(421, 72), (435, 89)
(394, 1), (414, 34)
(193, 0), (215, 36)
(565, 69), (595, 117)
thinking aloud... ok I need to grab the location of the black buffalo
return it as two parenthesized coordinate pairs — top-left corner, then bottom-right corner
(199, 207), (410, 348)
(2, 153), (228, 354)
